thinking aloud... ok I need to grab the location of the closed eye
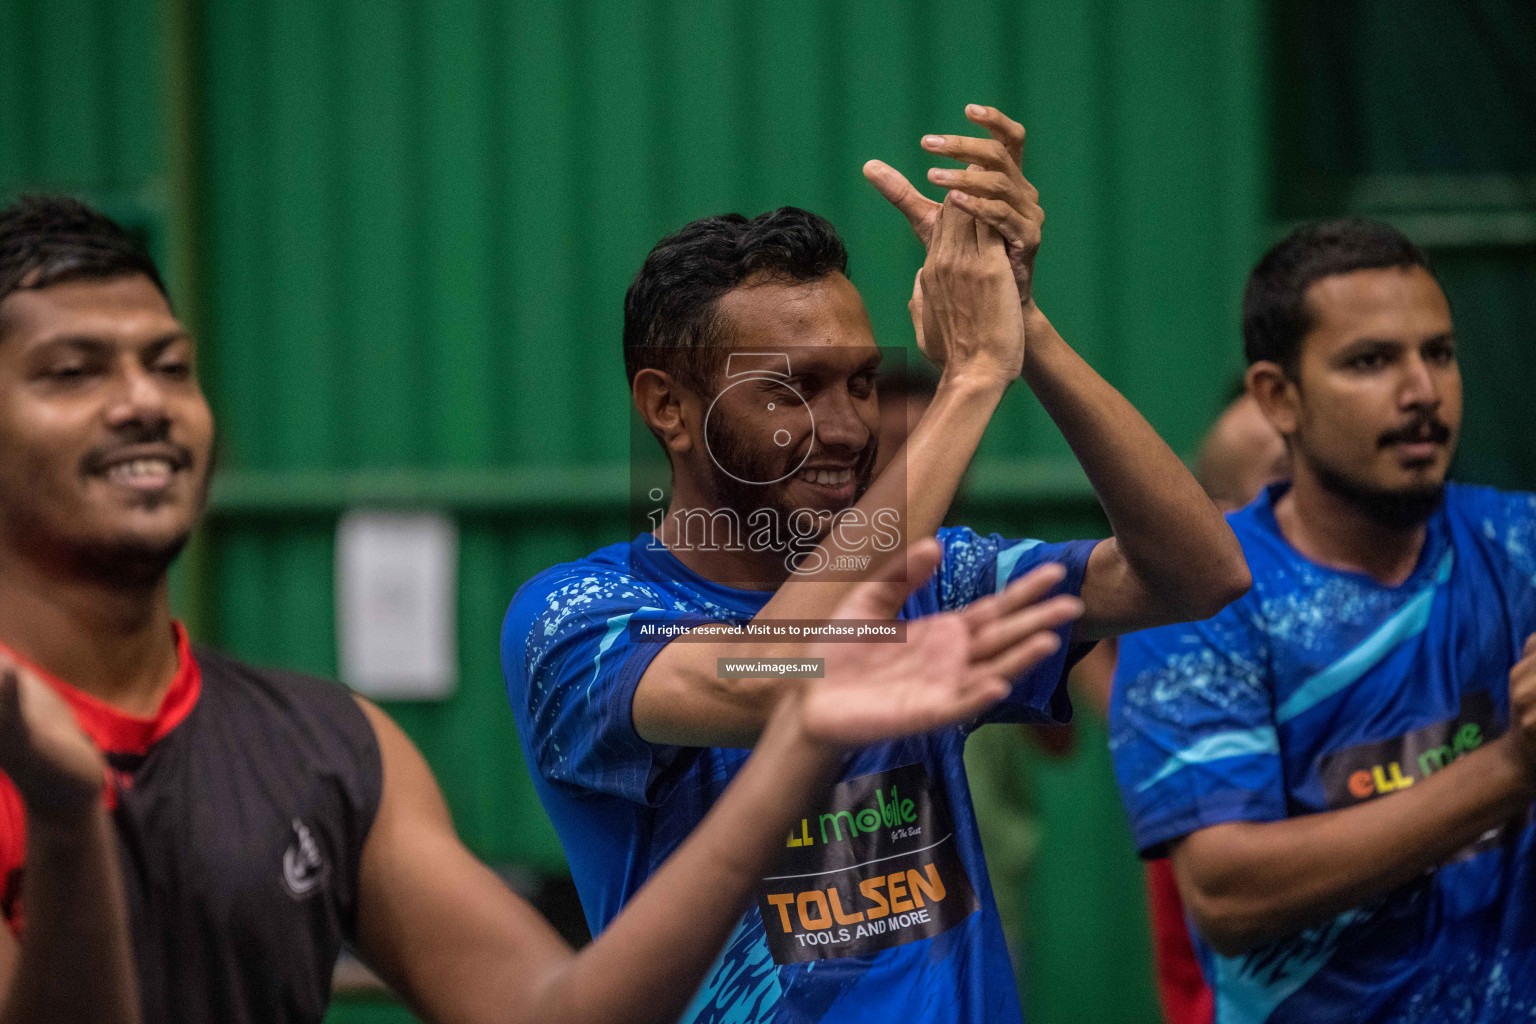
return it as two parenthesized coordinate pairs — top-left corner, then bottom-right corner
(1340, 345), (1397, 372)
(1423, 338), (1456, 365)
(153, 356), (193, 379)
(38, 361), (100, 384)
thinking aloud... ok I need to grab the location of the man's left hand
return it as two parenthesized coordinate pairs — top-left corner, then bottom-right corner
(864, 104), (1042, 305)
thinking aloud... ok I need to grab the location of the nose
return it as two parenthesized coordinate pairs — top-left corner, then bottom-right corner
(812, 389), (871, 454)
(1400, 352), (1441, 412)
(104, 360), (171, 431)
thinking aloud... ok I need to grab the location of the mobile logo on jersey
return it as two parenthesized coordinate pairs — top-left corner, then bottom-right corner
(282, 819), (329, 899)
(757, 762), (978, 963)
(1320, 691), (1498, 809)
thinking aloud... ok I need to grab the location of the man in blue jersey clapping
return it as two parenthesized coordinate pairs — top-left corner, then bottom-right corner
(502, 105), (1251, 1024)
(1110, 219), (1536, 1023)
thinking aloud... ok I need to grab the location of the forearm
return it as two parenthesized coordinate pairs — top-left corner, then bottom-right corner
(766, 370), (1005, 605)
(2, 808), (139, 1024)
(527, 692), (842, 1024)
(1021, 304), (1248, 631)
(1176, 738), (1534, 955)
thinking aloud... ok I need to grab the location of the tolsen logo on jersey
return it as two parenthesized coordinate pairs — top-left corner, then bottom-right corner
(282, 819), (330, 899)
(757, 762), (977, 964)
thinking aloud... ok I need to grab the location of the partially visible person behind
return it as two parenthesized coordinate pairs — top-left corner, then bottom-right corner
(0, 194), (1087, 1024)
(1195, 389), (1292, 517)
(1110, 219), (1536, 1023)
(872, 361), (940, 478)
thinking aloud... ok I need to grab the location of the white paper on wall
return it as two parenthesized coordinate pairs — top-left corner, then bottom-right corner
(336, 511), (457, 700)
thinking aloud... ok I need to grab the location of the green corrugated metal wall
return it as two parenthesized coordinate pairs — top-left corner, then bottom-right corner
(55, 2), (1536, 1023)
(0, 1), (162, 193)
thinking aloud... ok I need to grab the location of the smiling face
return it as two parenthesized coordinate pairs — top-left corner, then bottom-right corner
(0, 274), (213, 584)
(697, 272), (882, 526)
(1261, 265), (1460, 526)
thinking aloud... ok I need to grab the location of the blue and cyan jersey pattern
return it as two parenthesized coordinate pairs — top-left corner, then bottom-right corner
(502, 526), (1095, 1024)
(1111, 482), (1536, 1024)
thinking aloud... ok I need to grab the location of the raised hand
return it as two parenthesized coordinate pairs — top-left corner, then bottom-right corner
(864, 104), (1043, 305)
(913, 196), (1026, 383)
(959, 561), (1080, 679)
(0, 659), (105, 821)
(799, 539), (1082, 746)
(1503, 632), (1536, 783)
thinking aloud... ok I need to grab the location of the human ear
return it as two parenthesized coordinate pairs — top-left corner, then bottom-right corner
(633, 369), (696, 454)
(1246, 361), (1300, 437)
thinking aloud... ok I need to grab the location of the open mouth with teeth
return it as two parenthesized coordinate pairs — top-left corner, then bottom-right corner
(100, 457), (181, 490)
(797, 467), (854, 487)
(791, 466), (860, 509)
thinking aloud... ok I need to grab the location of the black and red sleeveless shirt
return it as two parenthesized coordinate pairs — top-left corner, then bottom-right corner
(0, 624), (383, 1024)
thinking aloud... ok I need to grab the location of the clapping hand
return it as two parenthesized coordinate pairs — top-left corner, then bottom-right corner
(864, 104), (1042, 306)
(799, 538), (1081, 746)
(0, 659), (105, 822)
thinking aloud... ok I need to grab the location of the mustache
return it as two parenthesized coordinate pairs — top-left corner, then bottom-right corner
(1378, 415), (1451, 449)
(79, 422), (195, 475)
(710, 420), (877, 486)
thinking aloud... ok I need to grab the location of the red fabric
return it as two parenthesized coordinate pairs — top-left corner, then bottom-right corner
(0, 623), (201, 935)
(36, 623), (202, 757)
(1146, 857), (1213, 1024)
(0, 781), (24, 935)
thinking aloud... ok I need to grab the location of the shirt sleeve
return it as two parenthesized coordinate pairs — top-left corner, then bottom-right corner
(928, 526), (1099, 726)
(502, 567), (703, 806)
(1108, 606), (1286, 857)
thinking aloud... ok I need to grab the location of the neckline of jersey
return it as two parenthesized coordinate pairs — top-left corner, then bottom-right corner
(628, 533), (777, 613)
(0, 622), (202, 756)
(1249, 480), (1450, 591)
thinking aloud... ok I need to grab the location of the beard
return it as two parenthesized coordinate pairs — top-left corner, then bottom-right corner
(62, 531), (193, 589)
(1297, 406), (1452, 531)
(1310, 459), (1445, 530)
(703, 413), (878, 543)
(33, 445), (212, 591)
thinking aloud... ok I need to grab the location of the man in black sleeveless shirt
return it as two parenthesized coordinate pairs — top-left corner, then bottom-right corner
(0, 196), (1083, 1024)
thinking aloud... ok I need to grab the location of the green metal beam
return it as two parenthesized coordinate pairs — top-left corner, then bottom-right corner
(204, 459), (1114, 517)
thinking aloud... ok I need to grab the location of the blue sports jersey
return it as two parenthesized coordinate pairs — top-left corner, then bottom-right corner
(1110, 482), (1536, 1024)
(502, 526), (1096, 1024)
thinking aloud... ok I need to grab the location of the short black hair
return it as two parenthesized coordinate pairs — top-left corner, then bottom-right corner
(622, 207), (848, 390)
(0, 194), (169, 322)
(1242, 219), (1430, 371)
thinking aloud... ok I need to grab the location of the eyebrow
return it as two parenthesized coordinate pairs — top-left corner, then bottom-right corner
(32, 329), (191, 352)
(1340, 331), (1455, 351)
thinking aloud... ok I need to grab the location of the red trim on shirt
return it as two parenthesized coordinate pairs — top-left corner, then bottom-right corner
(0, 622), (202, 756)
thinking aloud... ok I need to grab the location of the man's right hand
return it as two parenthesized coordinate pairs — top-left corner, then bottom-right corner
(1501, 632), (1536, 788)
(1173, 633), (1536, 956)
(916, 196), (1026, 388)
(796, 539), (1081, 747)
(0, 661), (104, 821)
(0, 662), (139, 1024)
